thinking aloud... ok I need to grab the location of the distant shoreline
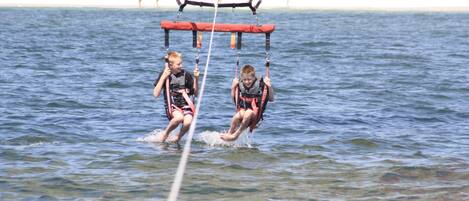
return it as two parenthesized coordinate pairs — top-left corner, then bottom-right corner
(1, 0), (469, 12)
(2, 6), (469, 12)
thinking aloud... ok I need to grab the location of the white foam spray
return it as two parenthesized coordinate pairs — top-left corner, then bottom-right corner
(138, 129), (254, 148)
(196, 130), (253, 148)
(137, 129), (167, 143)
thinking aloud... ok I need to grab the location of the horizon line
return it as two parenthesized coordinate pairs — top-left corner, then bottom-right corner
(1, 0), (469, 12)
(2, 5), (469, 12)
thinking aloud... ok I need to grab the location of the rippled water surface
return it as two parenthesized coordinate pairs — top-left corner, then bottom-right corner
(1, 7), (469, 200)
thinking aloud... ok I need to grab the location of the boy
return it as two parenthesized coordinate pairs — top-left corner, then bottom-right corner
(221, 64), (274, 141)
(153, 51), (199, 143)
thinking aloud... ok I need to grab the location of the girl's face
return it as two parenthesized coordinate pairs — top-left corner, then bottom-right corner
(169, 58), (182, 73)
(241, 73), (256, 88)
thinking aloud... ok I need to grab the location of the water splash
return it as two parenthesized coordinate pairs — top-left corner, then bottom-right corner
(138, 129), (254, 148)
(195, 130), (253, 148)
(136, 129), (166, 143)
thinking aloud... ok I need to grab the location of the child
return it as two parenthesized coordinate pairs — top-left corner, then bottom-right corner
(153, 51), (199, 143)
(221, 64), (274, 141)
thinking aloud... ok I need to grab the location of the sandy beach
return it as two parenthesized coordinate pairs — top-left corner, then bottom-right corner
(1, 0), (469, 11)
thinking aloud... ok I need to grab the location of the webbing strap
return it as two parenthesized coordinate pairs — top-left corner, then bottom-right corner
(165, 78), (172, 120)
(265, 33), (271, 78)
(234, 50), (240, 78)
(237, 32), (242, 50)
(164, 29), (170, 48)
(180, 90), (196, 114)
(192, 30), (197, 48)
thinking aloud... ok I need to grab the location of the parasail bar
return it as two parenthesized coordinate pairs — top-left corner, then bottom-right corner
(176, 0), (262, 14)
(161, 20), (275, 33)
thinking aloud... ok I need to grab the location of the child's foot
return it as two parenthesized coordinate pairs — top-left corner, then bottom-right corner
(220, 133), (236, 141)
(167, 135), (180, 144)
(156, 134), (168, 142)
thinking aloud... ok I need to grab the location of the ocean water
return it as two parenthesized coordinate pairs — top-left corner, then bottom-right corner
(1, 7), (469, 200)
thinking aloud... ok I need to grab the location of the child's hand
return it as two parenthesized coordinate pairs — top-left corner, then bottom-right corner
(232, 78), (239, 88)
(194, 66), (199, 78)
(162, 65), (171, 78)
(264, 77), (272, 87)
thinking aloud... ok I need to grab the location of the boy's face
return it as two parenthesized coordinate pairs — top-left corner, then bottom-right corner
(241, 73), (256, 88)
(169, 58), (182, 74)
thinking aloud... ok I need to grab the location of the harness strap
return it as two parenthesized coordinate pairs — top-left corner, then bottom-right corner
(179, 89), (196, 114)
(236, 84), (269, 132)
(165, 78), (173, 119)
(251, 85), (268, 132)
(238, 96), (259, 131)
(164, 29), (170, 49)
(233, 85), (239, 108)
(165, 79), (196, 119)
(171, 104), (183, 114)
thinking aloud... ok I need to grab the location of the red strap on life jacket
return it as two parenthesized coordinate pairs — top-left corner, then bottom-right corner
(164, 79), (196, 120)
(238, 97), (258, 113)
(235, 85), (269, 132)
(165, 78), (173, 120)
(179, 89), (196, 115)
(249, 85), (268, 132)
(238, 96), (260, 132)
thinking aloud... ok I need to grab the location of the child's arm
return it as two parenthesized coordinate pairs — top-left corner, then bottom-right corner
(264, 77), (275, 102)
(153, 65), (171, 97)
(230, 78), (239, 99)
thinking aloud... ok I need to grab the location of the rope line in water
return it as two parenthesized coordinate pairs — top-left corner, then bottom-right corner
(167, 1), (219, 201)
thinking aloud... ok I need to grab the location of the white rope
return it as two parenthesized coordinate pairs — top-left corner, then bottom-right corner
(167, 1), (219, 201)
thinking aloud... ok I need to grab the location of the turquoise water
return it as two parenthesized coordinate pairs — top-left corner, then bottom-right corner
(1, 7), (469, 200)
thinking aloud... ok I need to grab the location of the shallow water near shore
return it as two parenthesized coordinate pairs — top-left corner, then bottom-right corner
(1, 7), (469, 200)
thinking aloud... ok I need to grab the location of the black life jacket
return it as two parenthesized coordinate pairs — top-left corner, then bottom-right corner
(163, 70), (195, 120)
(234, 76), (269, 132)
(239, 76), (263, 98)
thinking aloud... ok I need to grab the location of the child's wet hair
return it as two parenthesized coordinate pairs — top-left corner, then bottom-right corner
(241, 64), (256, 75)
(167, 51), (182, 63)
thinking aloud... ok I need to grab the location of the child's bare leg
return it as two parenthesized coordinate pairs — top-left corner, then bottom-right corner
(159, 111), (183, 142)
(222, 110), (254, 141)
(168, 114), (193, 143)
(221, 111), (243, 140)
(228, 110), (244, 134)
